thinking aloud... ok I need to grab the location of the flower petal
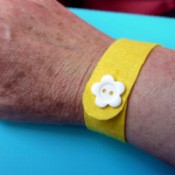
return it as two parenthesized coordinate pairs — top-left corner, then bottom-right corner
(95, 97), (107, 108)
(109, 97), (122, 107)
(91, 82), (100, 95)
(114, 81), (125, 95)
(101, 75), (114, 83)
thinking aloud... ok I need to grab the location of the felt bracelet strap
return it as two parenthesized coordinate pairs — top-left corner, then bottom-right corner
(83, 39), (158, 142)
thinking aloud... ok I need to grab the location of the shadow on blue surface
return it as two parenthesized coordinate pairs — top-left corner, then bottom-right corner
(0, 121), (174, 175)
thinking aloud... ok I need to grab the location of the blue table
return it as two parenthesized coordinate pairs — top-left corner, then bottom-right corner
(0, 8), (175, 175)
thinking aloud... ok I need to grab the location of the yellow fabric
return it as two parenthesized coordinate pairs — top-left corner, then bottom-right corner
(83, 38), (158, 142)
(84, 104), (127, 142)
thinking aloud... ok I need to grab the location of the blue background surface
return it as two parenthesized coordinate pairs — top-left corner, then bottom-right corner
(0, 8), (175, 175)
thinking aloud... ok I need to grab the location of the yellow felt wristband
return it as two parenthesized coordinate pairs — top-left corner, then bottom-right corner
(83, 39), (158, 142)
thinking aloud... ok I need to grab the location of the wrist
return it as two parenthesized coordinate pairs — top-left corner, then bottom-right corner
(126, 46), (175, 165)
(71, 35), (115, 125)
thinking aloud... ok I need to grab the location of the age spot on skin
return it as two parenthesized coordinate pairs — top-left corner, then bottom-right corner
(47, 67), (54, 77)
(16, 71), (26, 79)
(37, 57), (45, 65)
(30, 16), (35, 21)
(56, 33), (63, 42)
(27, 25), (33, 31)
(36, 31), (47, 39)
(3, 71), (26, 90)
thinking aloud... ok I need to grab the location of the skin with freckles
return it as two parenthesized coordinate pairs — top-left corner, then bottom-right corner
(0, 0), (113, 124)
(0, 0), (175, 167)
(126, 47), (175, 165)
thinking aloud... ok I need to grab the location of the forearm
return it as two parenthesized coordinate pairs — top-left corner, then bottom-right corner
(0, 0), (114, 125)
(126, 46), (175, 166)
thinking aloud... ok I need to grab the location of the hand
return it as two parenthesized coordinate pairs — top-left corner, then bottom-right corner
(0, 0), (114, 124)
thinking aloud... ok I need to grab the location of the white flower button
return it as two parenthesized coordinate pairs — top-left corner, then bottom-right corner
(91, 75), (125, 108)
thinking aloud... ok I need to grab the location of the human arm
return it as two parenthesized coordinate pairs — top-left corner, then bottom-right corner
(0, 0), (175, 166)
